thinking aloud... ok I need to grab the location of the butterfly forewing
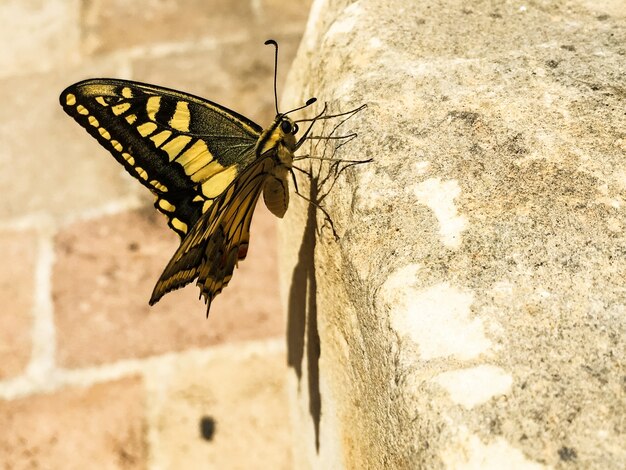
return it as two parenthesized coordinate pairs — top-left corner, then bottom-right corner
(60, 79), (262, 237)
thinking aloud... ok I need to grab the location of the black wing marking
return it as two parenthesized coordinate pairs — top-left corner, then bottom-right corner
(60, 78), (262, 237)
(149, 156), (276, 314)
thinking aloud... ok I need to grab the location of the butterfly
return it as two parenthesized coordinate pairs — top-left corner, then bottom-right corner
(60, 40), (364, 316)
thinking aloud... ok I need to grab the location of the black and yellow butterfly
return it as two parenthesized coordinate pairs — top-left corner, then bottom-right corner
(60, 40), (359, 316)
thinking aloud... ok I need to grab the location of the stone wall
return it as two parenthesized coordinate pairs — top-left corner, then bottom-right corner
(0, 1), (310, 468)
(281, 0), (625, 469)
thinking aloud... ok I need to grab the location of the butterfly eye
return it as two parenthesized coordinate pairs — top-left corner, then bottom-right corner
(293, 123), (299, 134)
(280, 120), (292, 133)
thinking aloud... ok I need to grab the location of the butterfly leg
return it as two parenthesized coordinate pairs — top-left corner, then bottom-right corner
(295, 103), (328, 150)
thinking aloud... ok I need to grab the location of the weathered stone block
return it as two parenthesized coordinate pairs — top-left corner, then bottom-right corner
(281, 0), (626, 468)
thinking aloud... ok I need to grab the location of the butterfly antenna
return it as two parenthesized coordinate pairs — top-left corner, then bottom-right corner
(284, 97), (318, 116)
(264, 39), (280, 115)
(265, 39), (317, 116)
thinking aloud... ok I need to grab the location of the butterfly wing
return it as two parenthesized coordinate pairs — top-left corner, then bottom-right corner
(60, 78), (262, 237)
(149, 156), (276, 314)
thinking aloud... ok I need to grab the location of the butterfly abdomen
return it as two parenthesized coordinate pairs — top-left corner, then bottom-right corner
(263, 169), (290, 218)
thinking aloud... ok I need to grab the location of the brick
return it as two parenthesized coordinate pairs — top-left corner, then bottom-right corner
(131, 33), (304, 127)
(151, 348), (291, 468)
(81, 0), (254, 55)
(0, 376), (146, 470)
(0, 231), (37, 379)
(0, 0), (80, 78)
(54, 205), (284, 368)
(0, 63), (139, 222)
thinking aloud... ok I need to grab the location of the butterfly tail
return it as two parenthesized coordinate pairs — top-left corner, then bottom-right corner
(194, 219), (251, 316)
(150, 157), (271, 313)
(149, 204), (249, 311)
(149, 262), (200, 306)
(149, 221), (212, 306)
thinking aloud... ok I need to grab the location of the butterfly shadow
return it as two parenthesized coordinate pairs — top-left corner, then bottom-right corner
(286, 103), (369, 452)
(287, 178), (322, 452)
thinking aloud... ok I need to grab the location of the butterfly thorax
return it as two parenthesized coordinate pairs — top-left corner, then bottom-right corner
(255, 116), (297, 167)
(256, 116), (298, 219)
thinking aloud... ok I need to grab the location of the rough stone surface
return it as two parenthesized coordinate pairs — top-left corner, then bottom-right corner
(0, 231), (36, 380)
(0, 376), (146, 469)
(54, 206), (283, 368)
(280, 0), (626, 468)
(148, 346), (291, 469)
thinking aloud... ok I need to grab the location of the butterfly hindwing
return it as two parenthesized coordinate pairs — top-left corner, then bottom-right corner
(60, 78), (263, 237)
(149, 157), (275, 313)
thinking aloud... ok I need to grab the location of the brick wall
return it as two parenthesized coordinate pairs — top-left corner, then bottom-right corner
(0, 1), (311, 468)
